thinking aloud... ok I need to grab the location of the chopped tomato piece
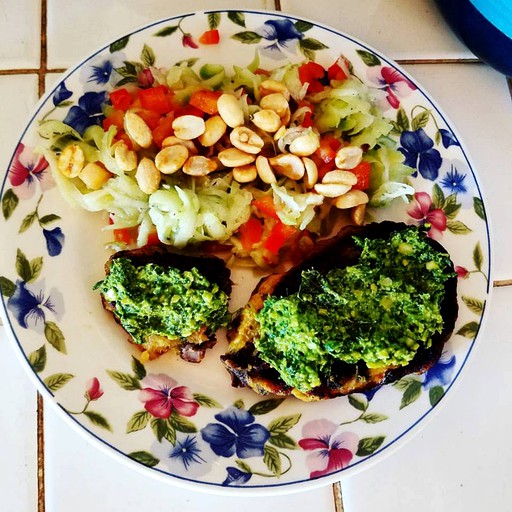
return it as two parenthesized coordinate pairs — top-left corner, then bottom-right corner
(315, 137), (338, 164)
(138, 85), (172, 115)
(298, 61), (326, 93)
(254, 68), (271, 76)
(145, 231), (161, 247)
(327, 62), (348, 81)
(113, 227), (138, 245)
(263, 221), (297, 254)
(152, 114), (175, 147)
(239, 217), (263, 250)
(135, 109), (161, 130)
(174, 104), (205, 118)
(350, 161), (371, 190)
(102, 109), (125, 131)
(189, 90), (221, 115)
(109, 88), (132, 111)
(252, 195), (279, 220)
(199, 29), (220, 45)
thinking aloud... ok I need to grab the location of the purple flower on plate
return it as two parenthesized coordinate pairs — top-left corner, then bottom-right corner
(439, 128), (459, 148)
(366, 65), (416, 110)
(201, 406), (270, 459)
(440, 165), (468, 196)
(52, 82), (73, 106)
(8, 143), (53, 199)
(79, 51), (125, 92)
(298, 420), (359, 478)
(7, 279), (63, 330)
(62, 91), (109, 135)
(258, 19), (304, 58)
(223, 466), (252, 486)
(422, 351), (456, 389)
(399, 128), (442, 181)
(43, 227), (65, 257)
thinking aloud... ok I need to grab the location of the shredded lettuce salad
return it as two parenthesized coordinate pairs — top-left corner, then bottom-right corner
(39, 54), (414, 262)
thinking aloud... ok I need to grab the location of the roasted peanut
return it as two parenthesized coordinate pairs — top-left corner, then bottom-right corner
(269, 153), (305, 180)
(333, 189), (369, 209)
(314, 182), (352, 198)
(229, 126), (264, 154)
(198, 115), (227, 147)
(335, 146), (363, 170)
(217, 94), (244, 128)
(259, 93), (289, 118)
(255, 155), (277, 184)
(351, 203), (367, 226)
(322, 170), (358, 186)
(302, 157), (318, 189)
(124, 111), (153, 148)
(233, 164), (258, 183)
(182, 156), (218, 176)
(114, 141), (137, 171)
(260, 79), (291, 100)
(79, 162), (111, 190)
(155, 145), (189, 174)
(218, 148), (255, 168)
(288, 130), (320, 157)
(136, 157), (161, 194)
(161, 136), (198, 154)
(172, 115), (205, 140)
(57, 143), (85, 178)
(251, 109), (282, 133)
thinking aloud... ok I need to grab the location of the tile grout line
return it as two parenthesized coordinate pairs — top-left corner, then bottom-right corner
(37, 2), (47, 512)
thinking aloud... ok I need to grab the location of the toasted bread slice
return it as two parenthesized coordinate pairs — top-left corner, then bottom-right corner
(99, 245), (231, 362)
(221, 222), (458, 401)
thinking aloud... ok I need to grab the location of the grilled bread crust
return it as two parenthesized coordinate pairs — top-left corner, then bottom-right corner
(100, 245), (232, 362)
(221, 221), (458, 401)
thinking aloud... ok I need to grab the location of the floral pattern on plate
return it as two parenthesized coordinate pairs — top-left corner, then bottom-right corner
(0, 10), (490, 494)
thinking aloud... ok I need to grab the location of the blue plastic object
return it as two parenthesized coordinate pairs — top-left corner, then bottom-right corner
(435, 0), (512, 77)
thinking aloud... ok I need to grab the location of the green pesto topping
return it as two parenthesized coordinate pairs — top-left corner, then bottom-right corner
(255, 227), (454, 392)
(95, 258), (230, 344)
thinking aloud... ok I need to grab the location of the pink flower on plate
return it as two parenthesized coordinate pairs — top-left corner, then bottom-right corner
(139, 373), (199, 419)
(182, 33), (199, 49)
(407, 191), (447, 240)
(455, 266), (469, 279)
(8, 142), (53, 199)
(85, 377), (104, 401)
(298, 419), (359, 478)
(366, 65), (416, 110)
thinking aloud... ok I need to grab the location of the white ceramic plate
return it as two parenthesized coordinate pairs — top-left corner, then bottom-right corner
(0, 10), (491, 495)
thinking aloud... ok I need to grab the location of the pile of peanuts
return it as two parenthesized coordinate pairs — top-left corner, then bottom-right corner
(56, 78), (369, 224)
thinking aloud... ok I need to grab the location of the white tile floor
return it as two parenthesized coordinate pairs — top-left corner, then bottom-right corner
(1, 1), (511, 511)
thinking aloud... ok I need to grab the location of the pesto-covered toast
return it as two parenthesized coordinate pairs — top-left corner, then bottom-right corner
(96, 245), (232, 362)
(221, 221), (458, 401)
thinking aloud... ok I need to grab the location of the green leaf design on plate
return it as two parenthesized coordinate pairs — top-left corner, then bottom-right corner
(294, 20), (314, 32)
(268, 414), (301, 434)
(268, 433), (297, 450)
(16, 249), (32, 282)
(457, 321), (479, 339)
(2, 188), (19, 220)
(235, 459), (252, 473)
(44, 372), (74, 392)
(429, 385), (445, 406)
(19, 211), (37, 234)
(394, 106), (410, 134)
(28, 345), (47, 373)
(193, 393), (222, 408)
(233, 399), (245, 409)
(175, 57), (200, 68)
(348, 394), (368, 412)
(443, 194), (461, 219)
(110, 36), (130, 52)
(131, 356), (146, 380)
(232, 31), (262, 44)
(141, 44), (155, 67)
(127, 410), (151, 433)
(356, 436), (385, 456)
(249, 397), (286, 415)
(208, 12), (221, 29)
(39, 214), (61, 225)
(361, 413), (389, 424)
(446, 219), (471, 235)
(263, 444), (282, 476)
(115, 76), (138, 87)
(431, 183), (445, 209)
(0, 276), (16, 297)
(30, 257), (43, 283)
(45, 321), (67, 354)
(473, 242), (483, 271)
(462, 296), (484, 315)
(129, 451), (159, 467)
(473, 197), (486, 220)
(107, 370), (141, 390)
(170, 413), (197, 434)
(83, 410), (112, 431)
(356, 49), (381, 67)
(399, 378), (422, 409)
(154, 25), (179, 37)
(411, 110), (431, 131)
(227, 11), (246, 27)
(151, 418), (176, 444)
